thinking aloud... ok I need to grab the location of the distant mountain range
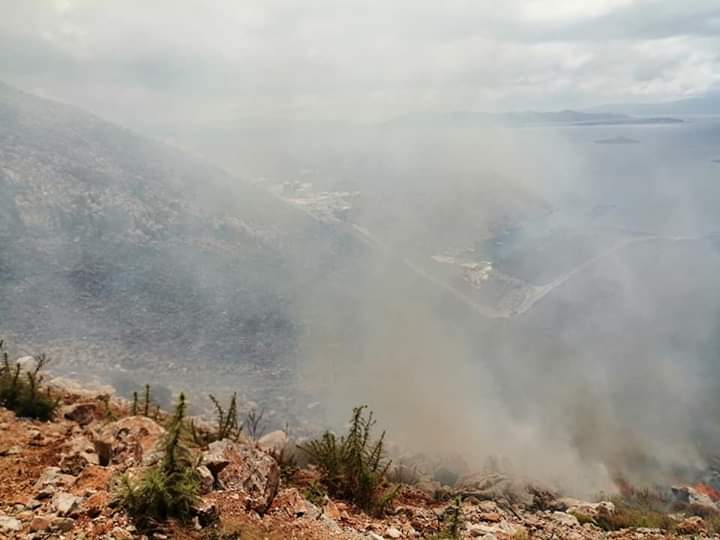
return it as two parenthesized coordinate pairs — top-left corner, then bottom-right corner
(383, 110), (683, 128)
(589, 91), (720, 116)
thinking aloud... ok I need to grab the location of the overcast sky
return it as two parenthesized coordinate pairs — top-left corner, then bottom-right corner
(1, 0), (718, 127)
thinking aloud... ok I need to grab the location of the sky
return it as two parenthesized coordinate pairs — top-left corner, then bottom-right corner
(0, 0), (719, 126)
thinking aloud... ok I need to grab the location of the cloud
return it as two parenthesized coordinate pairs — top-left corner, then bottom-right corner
(0, 0), (718, 124)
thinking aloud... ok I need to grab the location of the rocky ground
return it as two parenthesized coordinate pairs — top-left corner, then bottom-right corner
(0, 375), (718, 540)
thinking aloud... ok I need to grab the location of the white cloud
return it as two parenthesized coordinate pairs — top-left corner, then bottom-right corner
(0, 0), (717, 124)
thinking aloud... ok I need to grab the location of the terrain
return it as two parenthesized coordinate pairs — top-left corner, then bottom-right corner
(1, 368), (720, 540)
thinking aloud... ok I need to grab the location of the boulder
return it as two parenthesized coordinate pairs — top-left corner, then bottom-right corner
(59, 436), (100, 475)
(0, 515), (22, 532)
(258, 430), (289, 455)
(676, 515), (706, 535)
(15, 355), (37, 372)
(53, 491), (82, 516)
(95, 415), (165, 465)
(672, 485), (718, 511)
(62, 402), (102, 426)
(202, 439), (280, 514)
(551, 511), (580, 527)
(558, 497), (615, 519)
(455, 472), (533, 507)
(197, 465), (215, 494)
(34, 466), (76, 497)
(30, 515), (52, 531)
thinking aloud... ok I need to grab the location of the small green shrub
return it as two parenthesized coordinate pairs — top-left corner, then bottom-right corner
(191, 393), (242, 446)
(0, 341), (58, 421)
(299, 405), (398, 515)
(116, 393), (200, 529)
(244, 407), (265, 439)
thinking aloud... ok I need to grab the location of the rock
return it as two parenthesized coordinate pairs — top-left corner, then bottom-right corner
(197, 465), (215, 494)
(62, 402), (101, 426)
(30, 515), (52, 531)
(16, 355), (37, 371)
(59, 436), (100, 475)
(558, 497), (615, 518)
(53, 491), (81, 516)
(385, 526), (402, 538)
(672, 485), (718, 511)
(34, 466), (76, 496)
(455, 472), (533, 507)
(676, 515), (706, 535)
(194, 498), (219, 526)
(415, 480), (442, 497)
(0, 515), (22, 532)
(111, 527), (134, 540)
(96, 415), (165, 465)
(258, 430), (289, 454)
(52, 516), (75, 531)
(202, 439), (280, 514)
(551, 511), (580, 527)
(367, 533), (384, 540)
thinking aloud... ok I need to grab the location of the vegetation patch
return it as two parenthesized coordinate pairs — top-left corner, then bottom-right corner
(299, 405), (398, 515)
(0, 340), (59, 421)
(115, 393), (200, 529)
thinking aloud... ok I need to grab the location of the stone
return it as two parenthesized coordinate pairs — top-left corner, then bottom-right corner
(676, 515), (706, 535)
(16, 355), (37, 371)
(59, 436), (100, 475)
(385, 526), (402, 538)
(202, 439), (280, 514)
(52, 516), (75, 531)
(367, 533), (384, 540)
(53, 491), (81, 516)
(62, 402), (101, 426)
(96, 415), (165, 465)
(258, 430), (289, 454)
(0, 515), (22, 532)
(34, 466), (76, 495)
(30, 515), (52, 531)
(197, 465), (215, 494)
(558, 497), (615, 518)
(672, 485), (718, 511)
(111, 527), (134, 540)
(551, 511), (580, 527)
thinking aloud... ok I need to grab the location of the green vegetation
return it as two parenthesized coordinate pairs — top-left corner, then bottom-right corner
(0, 340), (59, 420)
(428, 496), (463, 539)
(596, 489), (676, 531)
(244, 407), (265, 439)
(299, 405), (398, 515)
(115, 393), (200, 529)
(190, 393), (243, 447)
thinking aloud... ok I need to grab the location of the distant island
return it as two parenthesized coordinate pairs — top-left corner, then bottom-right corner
(595, 136), (640, 145)
(384, 110), (684, 128)
(712, 159), (720, 164)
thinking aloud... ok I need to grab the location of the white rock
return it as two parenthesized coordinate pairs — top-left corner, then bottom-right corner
(551, 511), (580, 527)
(258, 430), (289, 454)
(0, 515), (22, 532)
(385, 526), (402, 538)
(53, 492), (81, 516)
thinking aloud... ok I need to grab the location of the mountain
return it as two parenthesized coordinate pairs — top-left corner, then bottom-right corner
(382, 109), (682, 128)
(590, 91), (720, 116)
(0, 81), (354, 404)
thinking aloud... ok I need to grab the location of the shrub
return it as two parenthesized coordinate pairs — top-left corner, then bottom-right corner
(191, 393), (242, 446)
(244, 407), (265, 439)
(116, 393), (200, 529)
(299, 405), (398, 514)
(0, 341), (58, 421)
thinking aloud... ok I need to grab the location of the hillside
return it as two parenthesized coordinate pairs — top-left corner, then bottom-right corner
(0, 365), (718, 539)
(0, 81), (357, 410)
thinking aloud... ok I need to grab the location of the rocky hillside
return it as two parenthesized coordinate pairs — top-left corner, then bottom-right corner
(1, 362), (719, 540)
(0, 81), (374, 409)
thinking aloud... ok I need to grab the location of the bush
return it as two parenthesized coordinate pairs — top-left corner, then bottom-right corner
(116, 393), (200, 529)
(0, 341), (58, 420)
(299, 405), (398, 514)
(191, 393), (242, 446)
